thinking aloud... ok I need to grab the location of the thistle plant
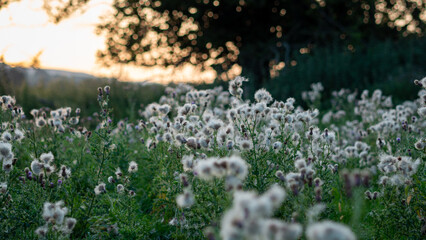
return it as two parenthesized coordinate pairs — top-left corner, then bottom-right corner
(0, 76), (425, 239)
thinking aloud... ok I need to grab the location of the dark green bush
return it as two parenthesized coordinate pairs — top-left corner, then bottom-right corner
(267, 37), (426, 107)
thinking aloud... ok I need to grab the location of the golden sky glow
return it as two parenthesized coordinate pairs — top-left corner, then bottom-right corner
(0, 0), (217, 84)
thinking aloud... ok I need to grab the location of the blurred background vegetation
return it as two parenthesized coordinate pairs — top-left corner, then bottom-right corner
(0, 0), (425, 119)
(266, 36), (426, 107)
(0, 74), (165, 122)
(2, 35), (424, 120)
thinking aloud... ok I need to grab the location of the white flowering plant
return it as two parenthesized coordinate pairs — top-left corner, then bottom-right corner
(0, 77), (425, 239)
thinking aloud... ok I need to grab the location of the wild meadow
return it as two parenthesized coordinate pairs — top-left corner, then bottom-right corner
(0, 76), (425, 240)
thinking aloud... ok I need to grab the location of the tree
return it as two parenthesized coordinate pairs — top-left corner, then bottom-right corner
(95, 0), (425, 88)
(2, 0), (425, 88)
(0, 0), (19, 10)
(30, 51), (43, 69)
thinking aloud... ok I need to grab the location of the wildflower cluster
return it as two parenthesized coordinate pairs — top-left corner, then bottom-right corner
(35, 201), (77, 237)
(306, 221), (356, 240)
(1, 142), (15, 173)
(220, 185), (299, 240)
(0, 76), (424, 239)
(27, 152), (71, 188)
(193, 155), (248, 190)
(302, 82), (324, 107)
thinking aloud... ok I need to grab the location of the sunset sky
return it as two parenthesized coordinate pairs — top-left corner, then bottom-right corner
(0, 0), (216, 83)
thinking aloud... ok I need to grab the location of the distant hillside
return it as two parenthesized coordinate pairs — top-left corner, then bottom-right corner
(0, 63), (166, 121)
(26, 68), (96, 85)
(0, 63), (97, 87)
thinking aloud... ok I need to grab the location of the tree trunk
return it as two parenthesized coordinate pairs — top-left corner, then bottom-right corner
(238, 47), (271, 94)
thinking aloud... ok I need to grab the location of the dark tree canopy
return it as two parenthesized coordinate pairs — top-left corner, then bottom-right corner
(0, 0), (18, 9)
(2, 0), (425, 86)
(94, 0), (425, 87)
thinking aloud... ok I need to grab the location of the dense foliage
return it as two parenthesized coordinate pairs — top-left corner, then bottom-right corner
(0, 76), (425, 239)
(92, 0), (426, 87)
(268, 37), (426, 107)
